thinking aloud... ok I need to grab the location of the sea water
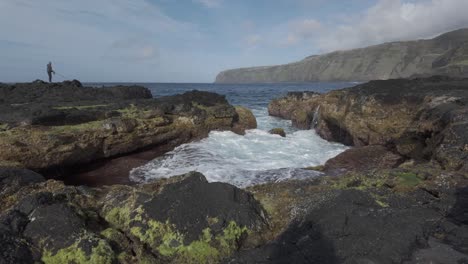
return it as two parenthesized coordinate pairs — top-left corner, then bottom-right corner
(88, 82), (353, 187)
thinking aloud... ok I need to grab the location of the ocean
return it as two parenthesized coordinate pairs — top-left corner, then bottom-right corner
(87, 82), (354, 187)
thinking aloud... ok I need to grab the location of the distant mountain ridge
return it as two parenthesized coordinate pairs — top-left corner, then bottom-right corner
(215, 28), (468, 83)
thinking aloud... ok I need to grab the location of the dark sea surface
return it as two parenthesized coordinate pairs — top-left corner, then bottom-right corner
(86, 82), (355, 110)
(86, 82), (355, 187)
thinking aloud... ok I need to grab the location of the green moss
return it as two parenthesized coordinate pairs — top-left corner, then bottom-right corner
(216, 221), (249, 256)
(100, 228), (124, 242)
(49, 120), (104, 134)
(53, 104), (109, 110)
(104, 206), (132, 228)
(304, 165), (325, 171)
(42, 237), (114, 264)
(176, 239), (220, 264)
(331, 174), (386, 190)
(104, 202), (249, 263)
(396, 172), (422, 187)
(132, 219), (248, 263)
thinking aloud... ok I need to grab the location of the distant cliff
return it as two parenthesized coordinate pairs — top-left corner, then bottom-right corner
(215, 28), (468, 83)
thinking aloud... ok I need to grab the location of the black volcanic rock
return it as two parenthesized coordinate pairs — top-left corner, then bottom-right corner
(142, 172), (267, 243)
(0, 170), (269, 263)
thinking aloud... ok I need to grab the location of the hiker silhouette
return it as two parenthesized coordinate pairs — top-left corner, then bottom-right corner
(46, 62), (55, 83)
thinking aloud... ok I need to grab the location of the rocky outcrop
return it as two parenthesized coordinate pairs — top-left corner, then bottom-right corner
(0, 81), (256, 181)
(235, 161), (468, 264)
(0, 169), (269, 264)
(268, 128), (286, 137)
(268, 76), (468, 171)
(215, 28), (468, 83)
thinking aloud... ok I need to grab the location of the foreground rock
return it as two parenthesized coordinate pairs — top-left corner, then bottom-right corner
(232, 162), (468, 264)
(0, 81), (256, 181)
(269, 76), (468, 172)
(0, 169), (269, 264)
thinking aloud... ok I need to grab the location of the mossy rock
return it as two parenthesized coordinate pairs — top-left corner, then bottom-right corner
(41, 234), (115, 264)
(100, 172), (268, 263)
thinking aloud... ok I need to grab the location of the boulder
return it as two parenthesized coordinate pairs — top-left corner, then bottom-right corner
(232, 106), (257, 135)
(100, 172), (268, 263)
(268, 128), (286, 137)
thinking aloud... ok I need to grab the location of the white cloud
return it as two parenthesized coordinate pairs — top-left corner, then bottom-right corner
(316, 0), (468, 52)
(193, 0), (222, 8)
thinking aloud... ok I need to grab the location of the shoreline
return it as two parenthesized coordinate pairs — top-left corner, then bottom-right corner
(0, 77), (467, 263)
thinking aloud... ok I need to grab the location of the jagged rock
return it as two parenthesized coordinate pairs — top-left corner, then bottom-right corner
(268, 128), (286, 137)
(268, 76), (468, 171)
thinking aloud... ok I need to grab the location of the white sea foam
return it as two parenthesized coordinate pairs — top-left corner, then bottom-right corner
(130, 107), (348, 188)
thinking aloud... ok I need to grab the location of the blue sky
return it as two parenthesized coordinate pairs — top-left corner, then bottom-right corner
(1, 0), (468, 82)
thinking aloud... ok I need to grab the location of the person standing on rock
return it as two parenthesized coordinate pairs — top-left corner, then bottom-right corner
(46, 62), (55, 83)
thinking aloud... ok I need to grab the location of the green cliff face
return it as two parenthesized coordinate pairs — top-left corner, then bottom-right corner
(215, 28), (468, 83)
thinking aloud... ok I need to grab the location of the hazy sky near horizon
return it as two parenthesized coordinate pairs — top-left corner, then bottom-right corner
(1, 0), (468, 82)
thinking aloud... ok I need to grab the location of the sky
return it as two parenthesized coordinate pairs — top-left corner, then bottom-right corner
(1, 0), (468, 83)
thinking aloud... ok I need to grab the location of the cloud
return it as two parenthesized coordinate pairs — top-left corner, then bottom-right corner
(193, 0), (222, 8)
(315, 0), (468, 52)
